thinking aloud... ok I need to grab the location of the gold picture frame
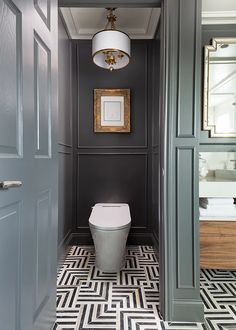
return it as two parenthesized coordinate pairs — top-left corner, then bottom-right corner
(94, 89), (130, 133)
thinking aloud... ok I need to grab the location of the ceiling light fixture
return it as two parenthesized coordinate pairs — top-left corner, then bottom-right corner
(92, 8), (131, 72)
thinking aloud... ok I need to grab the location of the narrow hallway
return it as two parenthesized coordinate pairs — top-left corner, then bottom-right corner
(53, 246), (236, 330)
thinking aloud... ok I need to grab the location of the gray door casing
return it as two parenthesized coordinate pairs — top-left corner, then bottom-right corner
(159, 0), (204, 321)
(59, 0), (204, 323)
(0, 0), (203, 325)
(0, 0), (58, 329)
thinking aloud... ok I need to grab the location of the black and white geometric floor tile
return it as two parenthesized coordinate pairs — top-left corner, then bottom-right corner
(54, 246), (236, 330)
(200, 269), (236, 330)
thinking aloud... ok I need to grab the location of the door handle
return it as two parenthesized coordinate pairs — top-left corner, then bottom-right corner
(0, 181), (22, 190)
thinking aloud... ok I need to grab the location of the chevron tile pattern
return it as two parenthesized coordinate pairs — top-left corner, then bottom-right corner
(200, 269), (236, 330)
(54, 246), (236, 330)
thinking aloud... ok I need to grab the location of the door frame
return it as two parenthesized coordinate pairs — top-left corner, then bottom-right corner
(58, 0), (204, 323)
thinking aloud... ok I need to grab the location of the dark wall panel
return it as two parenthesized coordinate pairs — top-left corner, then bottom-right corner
(73, 39), (159, 244)
(58, 14), (73, 253)
(58, 151), (73, 244)
(77, 154), (147, 231)
(58, 14), (72, 147)
(151, 37), (160, 245)
(77, 40), (148, 148)
(152, 151), (159, 240)
(152, 39), (160, 149)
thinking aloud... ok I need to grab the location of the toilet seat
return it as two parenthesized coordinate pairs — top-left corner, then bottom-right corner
(89, 203), (131, 231)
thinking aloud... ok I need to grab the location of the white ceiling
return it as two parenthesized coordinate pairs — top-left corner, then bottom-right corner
(60, 8), (161, 39)
(202, 0), (236, 25)
(60, 0), (236, 40)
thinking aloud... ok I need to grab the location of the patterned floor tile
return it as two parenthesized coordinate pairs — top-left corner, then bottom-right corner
(54, 309), (80, 330)
(162, 321), (207, 330)
(200, 269), (236, 330)
(57, 286), (80, 309)
(75, 304), (117, 329)
(57, 269), (90, 286)
(200, 269), (236, 283)
(118, 309), (162, 330)
(75, 281), (112, 305)
(54, 246), (236, 330)
(112, 285), (147, 309)
(117, 268), (147, 285)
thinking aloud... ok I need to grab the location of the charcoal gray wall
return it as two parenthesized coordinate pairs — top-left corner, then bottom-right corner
(200, 24), (236, 150)
(151, 38), (160, 248)
(71, 39), (160, 245)
(58, 14), (73, 256)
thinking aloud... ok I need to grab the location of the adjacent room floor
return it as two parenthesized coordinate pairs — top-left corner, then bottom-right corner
(53, 246), (236, 330)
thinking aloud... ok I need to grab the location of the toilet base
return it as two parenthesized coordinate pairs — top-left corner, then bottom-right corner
(95, 260), (125, 273)
(90, 226), (130, 272)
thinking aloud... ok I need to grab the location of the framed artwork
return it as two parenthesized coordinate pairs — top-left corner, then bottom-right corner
(94, 89), (130, 133)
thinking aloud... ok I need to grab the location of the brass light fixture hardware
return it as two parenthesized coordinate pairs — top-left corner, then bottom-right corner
(92, 8), (131, 72)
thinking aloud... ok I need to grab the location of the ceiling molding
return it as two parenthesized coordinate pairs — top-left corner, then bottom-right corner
(59, 0), (161, 8)
(60, 8), (77, 39)
(202, 11), (236, 25)
(60, 8), (160, 40)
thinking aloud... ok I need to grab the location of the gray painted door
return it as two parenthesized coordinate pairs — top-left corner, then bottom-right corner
(0, 1), (58, 329)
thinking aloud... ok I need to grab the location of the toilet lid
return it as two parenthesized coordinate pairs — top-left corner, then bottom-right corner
(89, 203), (131, 230)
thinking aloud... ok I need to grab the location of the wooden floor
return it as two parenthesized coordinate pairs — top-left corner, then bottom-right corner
(200, 220), (236, 269)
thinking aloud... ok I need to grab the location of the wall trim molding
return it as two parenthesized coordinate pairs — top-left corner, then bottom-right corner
(202, 11), (236, 25)
(77, 145), (148, 149)
(76, 40), (149, 150)
(172, 300), (204, 322)
(77, 150), (149, 155)
(59, 0), (162, 8)
(60, 8), (161, 40)
(76, 153), (149, 232)
(68, 231), (154, 246)
(58, 142), (73, 148)
(152, 231), (159, 251)
(58, 230), (72, 260)
(58, 143), (73, 154)
(69, 232), (93, 245)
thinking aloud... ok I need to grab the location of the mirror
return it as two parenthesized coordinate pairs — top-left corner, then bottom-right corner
(203, 38), (236, 137)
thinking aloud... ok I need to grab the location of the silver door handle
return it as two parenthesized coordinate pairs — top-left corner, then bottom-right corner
(0, 181), (22, 190)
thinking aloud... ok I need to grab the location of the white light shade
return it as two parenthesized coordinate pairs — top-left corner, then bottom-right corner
(92, 30), (131, 70)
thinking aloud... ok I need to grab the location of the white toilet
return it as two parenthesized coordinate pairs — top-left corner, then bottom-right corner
(89, 203), (131, 272)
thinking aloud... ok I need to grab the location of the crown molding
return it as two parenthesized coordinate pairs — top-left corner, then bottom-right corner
(60, 8), (160, 39)
(202, 11), (236, 25)
(59, 0), (161, 8)
(60, 8), (77, 39)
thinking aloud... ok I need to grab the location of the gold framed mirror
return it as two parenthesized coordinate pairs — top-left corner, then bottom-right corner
(203, 37), (236, 137)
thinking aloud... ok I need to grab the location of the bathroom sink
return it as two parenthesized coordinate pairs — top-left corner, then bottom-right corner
(199, 174), (236, 197)
(215, 169), (236, 181)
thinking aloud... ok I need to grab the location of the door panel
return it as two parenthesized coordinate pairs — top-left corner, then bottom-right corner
(34, 0), (50, 29)
(0, 0), (22, 156)
(34, 32), (51, 157)
(34, 191), (51, 314)
(0, 202), (21, 330)
(0, 0), (58, 329)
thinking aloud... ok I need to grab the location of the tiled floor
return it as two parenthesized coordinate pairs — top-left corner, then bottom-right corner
(54, 246), (236, 330)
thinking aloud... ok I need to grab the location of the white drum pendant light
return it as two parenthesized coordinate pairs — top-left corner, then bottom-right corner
(92, 8), (131, 72)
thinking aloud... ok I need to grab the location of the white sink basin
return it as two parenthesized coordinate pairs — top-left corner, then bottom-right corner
(215, 169), (236, 181)
(199, 175), (236, 197)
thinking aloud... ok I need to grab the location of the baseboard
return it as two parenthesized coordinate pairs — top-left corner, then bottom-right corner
(127, 232), (153, 245)
(58, 230), (72, 261)
(171, 299), (205, 322)
(68, 231), (155, 246)
(69, 232), (93, 245)
(151, 231), (159, 255)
